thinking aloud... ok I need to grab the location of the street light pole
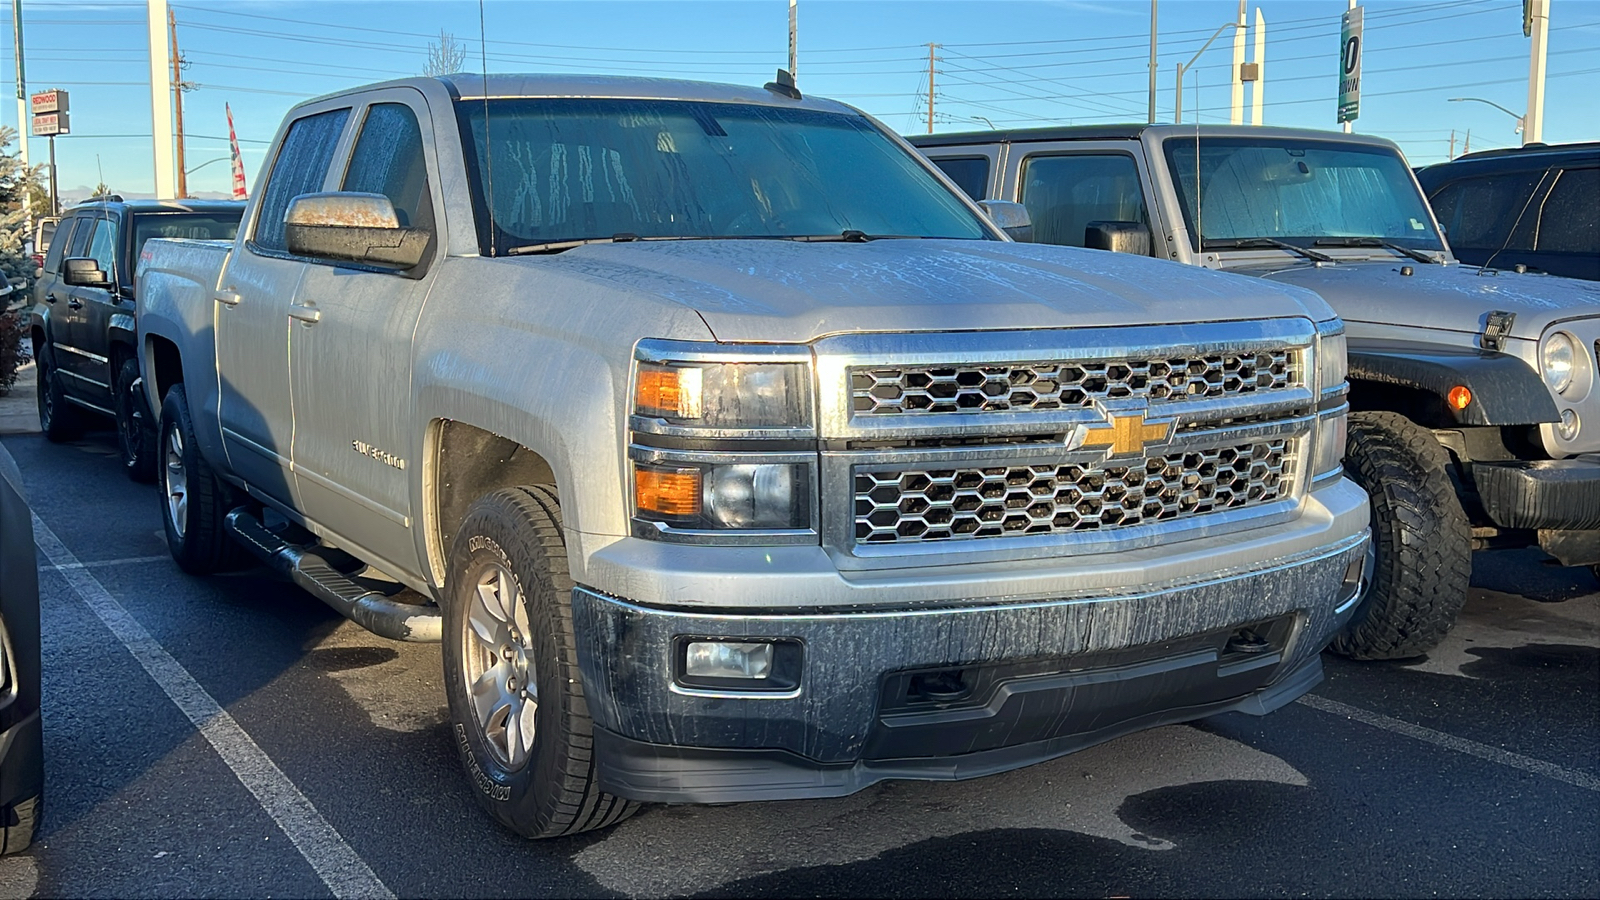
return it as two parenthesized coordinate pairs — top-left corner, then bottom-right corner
(1525, 0), (1548, 144)
(1448, 97), (1525, 136)
(1174, 22), (1242, 125)
(1147, 0), (1158, 124)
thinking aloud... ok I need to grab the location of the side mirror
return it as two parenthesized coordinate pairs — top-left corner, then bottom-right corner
(284, 192), (431, 269)
(62, 257), (112, 288)
(978, 200), (1033, 243)
(1085, 221), (1152, 256)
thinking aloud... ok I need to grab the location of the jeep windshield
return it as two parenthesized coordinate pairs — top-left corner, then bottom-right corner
(1163, 137), (1445, 257)
(455, 98), (992, 254)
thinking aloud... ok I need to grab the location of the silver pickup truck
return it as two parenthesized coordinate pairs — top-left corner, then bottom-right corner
(915, 125), (1600, 661)
(138, 76), (1368, 839)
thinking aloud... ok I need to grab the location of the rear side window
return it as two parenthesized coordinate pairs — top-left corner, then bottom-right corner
(1537, 167), (1598, 254)
(1427, 170), (1541, 252)
(67, 216), (95, 258)
(1020, 153), (1149, 248)
(342, 103), (432, 230)
(43, 217), (77, 273)
(931, 156), (990, 201)
(86, 219), (119, 276)
(253, 108), (352, 253)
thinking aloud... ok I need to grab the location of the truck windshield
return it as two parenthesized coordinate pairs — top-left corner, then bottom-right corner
(1163, 137), (1445, 254)
(455, 98), (991, 254)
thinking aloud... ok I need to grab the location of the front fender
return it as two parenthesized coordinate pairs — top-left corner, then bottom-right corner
(1349, 339), (1558, 426)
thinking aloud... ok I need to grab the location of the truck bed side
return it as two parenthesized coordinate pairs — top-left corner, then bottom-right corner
(136, 238), (234, 468)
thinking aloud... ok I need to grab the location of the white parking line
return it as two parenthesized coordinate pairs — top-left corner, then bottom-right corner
(32, 514), (394, 900)
(1297, 693), (1600, 792)
(43, 554), (170, 571)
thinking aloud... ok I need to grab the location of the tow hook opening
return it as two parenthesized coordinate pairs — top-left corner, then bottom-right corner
(907, 668), (971, 703)
(1224, 627), (1272, 656)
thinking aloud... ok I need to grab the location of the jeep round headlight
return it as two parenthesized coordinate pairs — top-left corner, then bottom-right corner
(1542, 332), (1576, 394)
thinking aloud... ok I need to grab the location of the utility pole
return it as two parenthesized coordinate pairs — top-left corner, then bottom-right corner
(788, 0), (797, 81)
(1147, 0), (1157, 124)
(12, 0), (29, 229)
(1524, 0), (1548, 145)
(169, 7), (189, 198)
(1449, 129), (1456, 159)
(1230, 0), (1246, 124)
(926, 43), (938, 134)
(148, 0), (174, 198)
(1463, 129), (1471, 155)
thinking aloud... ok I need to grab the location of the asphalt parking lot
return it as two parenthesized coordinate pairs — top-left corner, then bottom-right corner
(0, 419), (1596, 899)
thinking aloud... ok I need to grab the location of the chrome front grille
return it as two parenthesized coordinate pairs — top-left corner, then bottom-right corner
(851, 351), (1297, 416)
(854, 439), (1293, 544)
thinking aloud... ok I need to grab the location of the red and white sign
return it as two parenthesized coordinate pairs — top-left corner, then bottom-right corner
(31, 112), (69, 136)
(30, 89), (68, 115)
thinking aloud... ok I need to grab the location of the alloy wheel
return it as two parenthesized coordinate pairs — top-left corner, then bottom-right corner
(461, 562), (538, 769)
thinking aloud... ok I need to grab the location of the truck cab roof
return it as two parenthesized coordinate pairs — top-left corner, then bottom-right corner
(908, 123), (1403, 153)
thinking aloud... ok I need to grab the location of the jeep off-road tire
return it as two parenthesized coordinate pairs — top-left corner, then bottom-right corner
(1330, 411), (1471, 660)
(0, 794), (40, 855)
(442, 486), (637, 839)
(158, 384), (247, 574)
(115, 357), (157, 483)
(35, 347), (83, 442)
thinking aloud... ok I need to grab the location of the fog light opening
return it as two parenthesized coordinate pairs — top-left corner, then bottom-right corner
(674, 637), (803, 693)
(1558, 408), (1580, 441)
(686, 640), (773, 680)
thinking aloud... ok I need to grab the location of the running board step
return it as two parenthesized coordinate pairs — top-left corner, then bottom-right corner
(224, 509), (442, 642)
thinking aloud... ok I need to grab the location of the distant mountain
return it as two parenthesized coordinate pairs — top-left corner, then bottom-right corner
(57, 186), (235, 207)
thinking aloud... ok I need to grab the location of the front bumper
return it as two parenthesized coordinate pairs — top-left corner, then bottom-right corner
(1475, 455), (1600, 565)
(573, 526), (1369, 804)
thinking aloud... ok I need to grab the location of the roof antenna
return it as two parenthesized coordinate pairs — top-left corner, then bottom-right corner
(764, 68), (801, 100)
(478, 0), (496, 256)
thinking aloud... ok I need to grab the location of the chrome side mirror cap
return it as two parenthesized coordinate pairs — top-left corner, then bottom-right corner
(284, 192), (431, 269)
(977, 200), (1033, 243)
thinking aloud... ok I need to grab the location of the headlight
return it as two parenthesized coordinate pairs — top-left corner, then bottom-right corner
(1542, 332), (1576, 394)
(635, 360), (811, 430)
(1312, 407), (1349, 484)
(1317, 328), (1347, 396)
(633, 459), (812, 531)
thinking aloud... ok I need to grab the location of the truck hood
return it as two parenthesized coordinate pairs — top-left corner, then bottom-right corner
(1241, 258), (1600, 341)
(529, 239), (1332, 343)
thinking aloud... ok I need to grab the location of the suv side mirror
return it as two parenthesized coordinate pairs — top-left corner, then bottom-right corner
(1085, 221), (1152, 256)
(62, 257), (112, 288)
(977, 200), (1033, 243)
(284, 192), (431, 269)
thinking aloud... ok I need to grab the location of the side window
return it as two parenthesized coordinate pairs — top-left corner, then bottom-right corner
(1536, 168), (1598, 255)
(1427, 170), (1541, 252)
(1019, 153), (1149, 248)
(253, 108), (352, 253)
(931, 156), (990, 201)
(86, 219), (119, 277)
(342, 103), (432, 229)
(67, 216), (94, 259)
(44, 218), (77, 273)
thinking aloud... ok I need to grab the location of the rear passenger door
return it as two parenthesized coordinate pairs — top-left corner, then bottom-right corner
(60, 215), (122, 406)
(1004, 143), (1162, 254)
(288, 91), (441, 576)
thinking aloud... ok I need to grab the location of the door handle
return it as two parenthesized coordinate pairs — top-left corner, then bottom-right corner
(215, 290), (241, 306)
(67, 298), (83, 310)
(44, 294), (56, 303)
(287, 303), (321, 324)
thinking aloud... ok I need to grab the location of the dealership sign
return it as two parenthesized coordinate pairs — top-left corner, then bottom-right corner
(1338, 6), (1363, 124)
(30, 89), (71, 136)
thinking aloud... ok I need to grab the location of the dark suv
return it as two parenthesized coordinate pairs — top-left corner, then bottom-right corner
(1416, 142), (1599, 281)
(29, 198), (243, 479)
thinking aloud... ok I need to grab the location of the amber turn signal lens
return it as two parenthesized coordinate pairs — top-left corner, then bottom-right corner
(635, 465), (702, 517)
(1447, 385), (1472, 411)
(635, 365), (702, 419)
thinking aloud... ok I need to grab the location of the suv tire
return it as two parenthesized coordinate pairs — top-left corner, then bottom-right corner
(0, 794), (40, 855)
(36, 347), (83, 443)
(441, 485), (637, 839)
(158, 384), (246, 574)
(1330, 411), (1471, 660)
(115, 357), (157, 483)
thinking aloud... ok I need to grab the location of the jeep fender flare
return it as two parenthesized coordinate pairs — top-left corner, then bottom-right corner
(1347, 342), (1558, 426)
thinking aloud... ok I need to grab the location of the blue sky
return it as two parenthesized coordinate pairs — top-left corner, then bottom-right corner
(4, 0), (1598, 198)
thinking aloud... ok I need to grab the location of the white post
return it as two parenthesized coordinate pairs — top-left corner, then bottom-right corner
(1229, 0), (1246, 124)
(1525, 0), (1548, 145)
(788, 0), (797, 80)
(1251, 8), (1265, 126)
(148, 0), (174, 199)
(1148, 0), (1158, 124)
(13, 0), (28, 226)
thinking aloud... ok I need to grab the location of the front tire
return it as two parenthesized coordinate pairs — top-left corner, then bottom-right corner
(0, 795), (40, 855)
(1329, 411), (1471, 660)
(158, 384), (245, 574)
(441, 486), (637, 839)
(115, 357), (157, 483)
(36, 347), (83, 443)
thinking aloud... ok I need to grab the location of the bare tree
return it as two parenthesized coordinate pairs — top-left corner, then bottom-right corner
(424, 30), (467, 76)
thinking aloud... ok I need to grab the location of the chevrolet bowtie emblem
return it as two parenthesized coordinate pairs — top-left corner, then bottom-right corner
(1082, 413), (1172, 457)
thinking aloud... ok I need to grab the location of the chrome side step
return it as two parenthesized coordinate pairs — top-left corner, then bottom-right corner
(223, 509), (442, 642)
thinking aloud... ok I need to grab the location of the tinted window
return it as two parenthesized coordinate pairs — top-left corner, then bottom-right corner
(43, 218), (76, 273)
(67, 216), (94, 258)
(1020, 153), (1149, 248)
(931, 156), (990, 200)
(456, 98), (989, 252)
(134, 213), (241, 250)
(1428, 170), (1542, 251)
(342, 103), (432, 229)
(254, 108), (351, 252)
(86, 220), (118, 278)
(1537, 168), (1598, 254)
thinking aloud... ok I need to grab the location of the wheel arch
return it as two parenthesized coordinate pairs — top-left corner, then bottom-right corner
(1347, 344), (1558, 427)
(424, 419), (559, 589)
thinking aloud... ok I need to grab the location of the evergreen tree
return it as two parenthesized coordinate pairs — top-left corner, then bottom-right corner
(0, 125), (45, 392)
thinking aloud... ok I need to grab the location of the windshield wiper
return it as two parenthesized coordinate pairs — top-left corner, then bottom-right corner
(505, 234), (717, 256)
(1202, 237), (1336, 262)
(1313, 237), (1441, 264)
(785, 230), (886, 242)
